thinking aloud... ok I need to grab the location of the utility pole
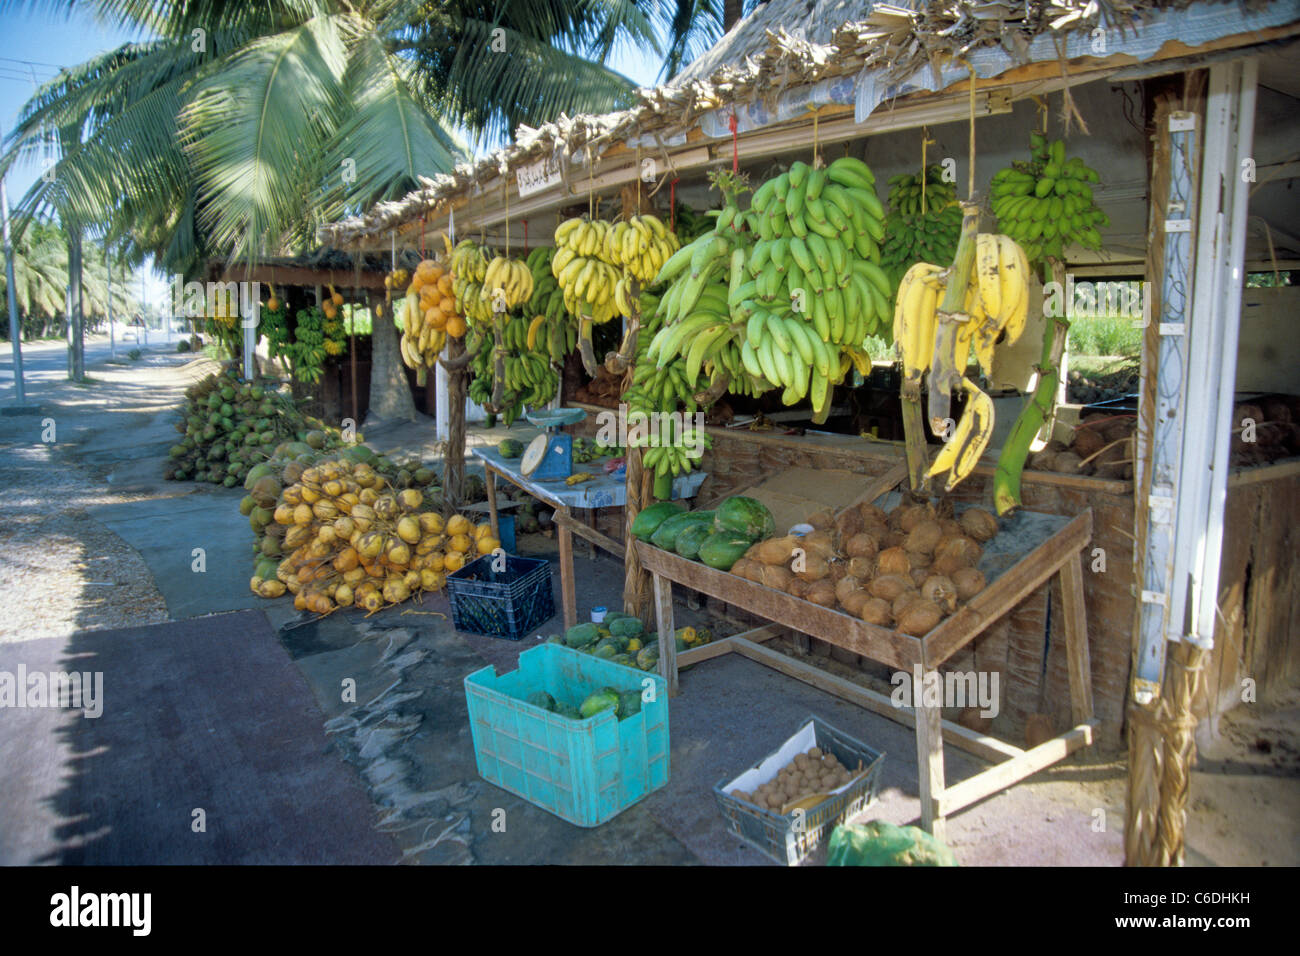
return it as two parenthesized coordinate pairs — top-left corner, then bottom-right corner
(2, 151), (27, 405)
(105, 234), (114, 358)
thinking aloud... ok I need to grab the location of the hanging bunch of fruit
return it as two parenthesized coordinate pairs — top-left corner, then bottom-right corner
(524, 246), (578, 366)
(892, 232), (1031, 490)
(319, 286), (347, 357)
(879, 165), (963, 290)
(990, 135), (1106, 266)
(260, 293), (291, 365)
(399, 258), (462, 384)
(552, 218), (623, 326)
(483, 252), (534, 311)
(449, 239), (495, 326)
(650, 159), (887, 420)
(636, 415), (713, 485)
(289, 306), (330, 383)
(623, 287), (702, 415)
(602, 213), (679, 312)
(497, 314), (561, 407)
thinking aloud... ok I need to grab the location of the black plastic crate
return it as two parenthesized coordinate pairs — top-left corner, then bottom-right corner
(713, 715), (885, 866)
(447, 554), (555, 641)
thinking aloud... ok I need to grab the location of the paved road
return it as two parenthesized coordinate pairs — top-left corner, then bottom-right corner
(0, 329), (181, 400)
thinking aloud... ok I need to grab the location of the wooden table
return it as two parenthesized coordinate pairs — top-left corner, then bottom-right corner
(639, 470), (1097, 839)
(471, 445), (707, 628)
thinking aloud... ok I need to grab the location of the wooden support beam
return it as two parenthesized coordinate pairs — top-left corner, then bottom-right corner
(676, 625), (782, 668)
(653, 573), (678, 697)
(915, 699), (946, 839)
(1060, 551), (1095, 725)
(558, 506), (576, 629)
(553, 509), (626, 559)
(938, 721), (1097, 817)
(728, 639), (1023, 764)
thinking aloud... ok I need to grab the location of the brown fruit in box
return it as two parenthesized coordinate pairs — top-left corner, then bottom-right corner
(932, 552), (968, 577)
(805, 580), (837, 607)
(730, 557), (755, 580)
(841, 591), (872, 617)
(1028, 449), (1058, 471)
(909, 567), (930, 588)
(1093, 437), (1132, 480)
(847, 555), (875, 580)
(858, 502), (888, 526)
(869, 573), (913, 602)
(958, 508), (998, 543)
(905, 549), (932, 570)
(897, 599), (944, 636)
(953, 567), (986, 600)
(806, 507), (836, 530)
(835, 575), (864, 605)
(898, 503), (936, 533)
(801, 529), (837, 561)
(921, 574), (958, 614)
(1052, 451), (1085, 474)
(1103, 420), (1135, 444)
(787, 576), (812, 599)
(1071, 423), (1107, 459)
(759, 564), (793, 591)
(845, 532), (878, 559)
(743, 541), (764, 561)
(882, 529), (907, 550)
(877, 546), (911, 576)
(892, 590), (921, 621)
(938, 517), (964, 538)
(757, 535), (799, 565)
(936, 535), (982, 567)
(834, 506), (864, 542)
(858, 597), (892, 626)
(795, 554), (831, 582)
(905, 519), (943, 554)
(827, 559), (850, 583)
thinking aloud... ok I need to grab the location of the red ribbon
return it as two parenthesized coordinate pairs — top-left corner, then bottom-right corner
(729, 112), (739, 173)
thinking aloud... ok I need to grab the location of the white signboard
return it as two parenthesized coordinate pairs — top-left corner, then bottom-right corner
(516, 153), (563, 197)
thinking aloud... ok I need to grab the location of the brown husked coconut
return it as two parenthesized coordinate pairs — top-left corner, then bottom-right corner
(757, 535), (799, 565)
(796, 554), (831, 582)
(931, 553), (968, 576)
(1071, 424), (1107, 459)
(869, 574), (913, 602)
(760, 564), (793, 591)
(807, 507), (836, 530)
(730, 557), (755, 579)
(892, 590), (920, 621)
(841, 591), (872, 616)
(835, 575), (864, 605)
(845, 533), (878, 559)
(958, 508), (999, 542)
(1028, 450), (1058, 471)
(952, 567), (987, 600)
(858, 597), (892, 626)
(938, 517), (964, 538)
(882, 529), (908, 550)
(897, 600), (943, 636)
(827, 559), (850, 583)
(905, 519), (943, 554)
(805, 580), (837, 607)
(905, 549), (932, 570)
(847, 555), (875, 580)
(788, 576), (812, 599)
(1052, 451), (1085, 474)
(834, 506), (864, 542)
(909, 567), (931, 588)
(897, 503), (936, 533)
(860, 519), (890, 541)
(921, 575), (958, 613)
(935, 535), (982, 567)
(801, 529), (837, 561)
(877, 546), (911, 576)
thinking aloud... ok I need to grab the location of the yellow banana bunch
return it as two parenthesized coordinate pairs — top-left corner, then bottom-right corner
(926, 378), (995, 491)
(892, 261), (946, 395)
(449, 239), (495, 327)
(604, 214), (680, 284)
(482, 255), (534, 311)
(969, 232), (1031, 375)
(552, 218), (621, 325)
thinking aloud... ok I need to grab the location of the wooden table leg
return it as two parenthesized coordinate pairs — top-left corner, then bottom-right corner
(915, 691), (946, 840)
(1060, 551), (1095, 724)
(653, 572), (678, 697)
(485, 466), (500, 539)
(558, 505), (576, 629)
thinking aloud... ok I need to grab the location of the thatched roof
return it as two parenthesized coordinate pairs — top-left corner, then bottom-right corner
(318, 0), (1276, 248)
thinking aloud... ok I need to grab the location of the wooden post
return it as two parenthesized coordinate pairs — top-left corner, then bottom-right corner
(1060, 552), (1095, 725)
(444, 335), (468, 511)
(653, 572), (678, 697)
(559, 506), (577, 629)
(915, 691), (946, 840)
(485, 464), (500, 539)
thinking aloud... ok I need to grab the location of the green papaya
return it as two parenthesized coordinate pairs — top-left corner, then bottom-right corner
(673, 521), (713, 559)
(609, 617), (644, 639)
(564, 622), (601, 648)
(714, 496), (776, 541)
(498, 439), (524, 459)
(650, 510), (714, 551)
(527, 690), (557, 712)
(630, 501), (686, 541)
(636, 645), (659, 671)
(698, 530), (753, 571)
(579, 688), (620, 719)
(618, 690), (642, 718)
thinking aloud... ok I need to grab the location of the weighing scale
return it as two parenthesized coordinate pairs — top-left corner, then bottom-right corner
(519, 408), (587, 480)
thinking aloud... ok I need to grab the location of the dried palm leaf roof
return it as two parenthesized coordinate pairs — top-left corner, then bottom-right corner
(319, 0), (1261, 247)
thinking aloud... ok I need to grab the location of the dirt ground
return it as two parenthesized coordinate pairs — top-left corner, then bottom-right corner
(1, 345), (1295, 865)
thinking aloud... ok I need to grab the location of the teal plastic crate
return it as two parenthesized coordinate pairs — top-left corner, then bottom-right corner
(464, 643), (669, 827)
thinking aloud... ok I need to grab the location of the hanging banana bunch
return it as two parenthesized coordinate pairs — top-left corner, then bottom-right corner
(552, 218), (623, 326)
(880, 165), (963, 292)
(891, 233), (1032, 491)
(525, 246), (578, 366)
(990, 134), (1106, 265)
(482, 254), (534, 312)
(603, 214), (680, 314)
(449, 239), (495, 327)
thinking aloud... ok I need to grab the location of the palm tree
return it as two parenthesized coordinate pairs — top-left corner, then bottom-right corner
(652, 0), (757, 81)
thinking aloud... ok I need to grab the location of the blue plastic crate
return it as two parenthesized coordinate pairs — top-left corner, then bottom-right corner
(464, 644), (670, 827)
(447, 553), (554, 641)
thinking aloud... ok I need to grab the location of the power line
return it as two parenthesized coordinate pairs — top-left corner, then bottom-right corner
(0, 56), (65, 70)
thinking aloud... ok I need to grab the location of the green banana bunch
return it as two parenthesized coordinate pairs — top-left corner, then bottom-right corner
(637, 418), (714, 481)
(880, 165), (963, 290)
(525, 246), (579, 365)
(990, 134), (1107, 266)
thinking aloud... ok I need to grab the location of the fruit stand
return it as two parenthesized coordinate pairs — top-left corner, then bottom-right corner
(636, 469), (1097, 838)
